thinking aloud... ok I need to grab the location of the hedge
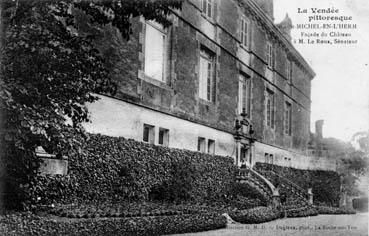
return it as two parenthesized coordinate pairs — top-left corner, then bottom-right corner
(316, 206), (356, 215)
(286, 206), (318, 218)
(0, 212), (227, 236)
(229, 206), (281, 224)
(27, 133), (237, 208)
(254, 163), (340, 206)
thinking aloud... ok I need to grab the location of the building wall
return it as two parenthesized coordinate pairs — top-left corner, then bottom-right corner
(84, 95), (235, 157)
(83, 95), (336, 171)
(77, 0), (318, 164)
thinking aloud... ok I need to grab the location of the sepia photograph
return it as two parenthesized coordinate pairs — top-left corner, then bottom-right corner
(0, 0), (368, 235)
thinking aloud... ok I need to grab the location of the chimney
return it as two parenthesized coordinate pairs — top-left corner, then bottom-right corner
(276, 14), (293, 41)
(253, 0), (274, 21)
(315, 120), (324, 140)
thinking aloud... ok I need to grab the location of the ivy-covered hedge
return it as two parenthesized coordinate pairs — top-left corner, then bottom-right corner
(29, 133), (237, 207)
(286, 206), (318, 218)
(316, 206), (356, 215)
(0, 212), (227, 236)
(229, 206), (281, 224)
(254, 163), (340, 206)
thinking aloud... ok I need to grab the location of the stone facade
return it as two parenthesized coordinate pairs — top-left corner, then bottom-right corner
(81, 0), (335, 171)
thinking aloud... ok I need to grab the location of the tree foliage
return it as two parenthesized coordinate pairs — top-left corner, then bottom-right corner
(0, 0), (182, 210)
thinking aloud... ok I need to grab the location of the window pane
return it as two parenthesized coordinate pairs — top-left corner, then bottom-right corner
(145, 23), (164, 81)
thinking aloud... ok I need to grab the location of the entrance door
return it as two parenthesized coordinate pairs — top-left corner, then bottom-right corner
(240, 146), (249, 167)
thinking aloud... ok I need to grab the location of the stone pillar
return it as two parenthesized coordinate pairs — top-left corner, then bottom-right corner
(307, 188), (313, 205)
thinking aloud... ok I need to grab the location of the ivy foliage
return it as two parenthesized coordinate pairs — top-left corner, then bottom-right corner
(0, 0), (182, 210)
(28, 133), (237, 208)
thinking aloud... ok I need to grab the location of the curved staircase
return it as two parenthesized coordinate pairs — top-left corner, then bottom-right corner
(235, 165), (316, 217)
(256, 169), (316, 216)
(235, 167), (276, 206)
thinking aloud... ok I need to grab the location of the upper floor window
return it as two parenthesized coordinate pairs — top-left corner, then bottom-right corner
(284, 102), (292, 135)
(286, 59), (293, 83)
(240, 16), (250, 48)
(199, 47), (216, 102)
(266, 89), (275, 128)
(202, 0), (213, 18)
(238, 73), (251, 116)
(266, 42), (274, 68)
(144, 20), (167, 81)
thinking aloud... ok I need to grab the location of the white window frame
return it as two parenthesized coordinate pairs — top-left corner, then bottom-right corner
(202, 0), (213, 19)
(240, 16), (250, 48)
(199, 48), (215, 102)
(266, 42), (274, 68)
(144, 20), (167, 82)
(238, 74), (251, 116)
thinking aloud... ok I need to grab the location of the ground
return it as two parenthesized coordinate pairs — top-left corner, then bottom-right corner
(170, 212), (368, 236)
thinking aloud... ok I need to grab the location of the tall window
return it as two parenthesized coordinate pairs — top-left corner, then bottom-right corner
(240, 17), (249, 48)
(266, 90), (275, 128)
(199, 48), (216, 102)
(238, 74), (251, 116)
(144, 21), (166, 81)
(266, 42), (274, 68)
(284, 102), (292, 135)
(202, 0), (213, 18)
(286, 59), (292, 83)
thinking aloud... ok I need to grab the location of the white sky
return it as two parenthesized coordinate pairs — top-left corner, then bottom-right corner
(274, 0), (369, 141)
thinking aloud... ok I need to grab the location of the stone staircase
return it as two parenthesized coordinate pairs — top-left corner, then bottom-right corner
(236, 167), (276, 206)
(256, 169), (314, 215)
(235, 166), (316, 213)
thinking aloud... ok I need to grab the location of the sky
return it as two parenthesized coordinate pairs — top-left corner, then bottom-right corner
(273, 0), (369, 141)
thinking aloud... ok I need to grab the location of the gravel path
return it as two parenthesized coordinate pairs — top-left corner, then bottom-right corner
(169, 212), (368, 236)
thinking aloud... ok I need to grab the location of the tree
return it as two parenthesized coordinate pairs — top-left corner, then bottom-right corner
(0, 0), (182, 210)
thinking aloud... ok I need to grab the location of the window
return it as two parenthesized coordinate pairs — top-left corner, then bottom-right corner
(284, 102), (292, 135)
(240, 17), (249, 48)
(198, 137), (206, 152)
(158, 128), (169, 146)
(238, 73), (251, 116)
(208, 139), (215, 154)
(269, 154), (274, 164)
(286, 59), (292, 83)
(266, 42), (274, 68)
(266, 90), (275, 128)
(199, 48), (216, 102)
(265, 153), (269, 163)
(202, 0), (213, 18)
(144, 21), (166, 81)
(143, 124), (155, 144)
